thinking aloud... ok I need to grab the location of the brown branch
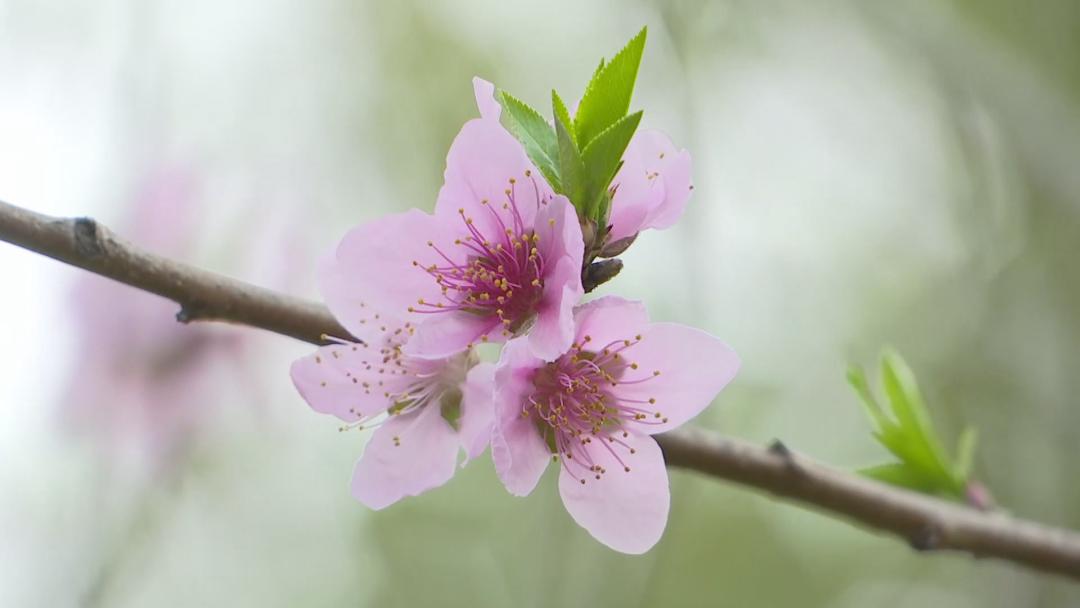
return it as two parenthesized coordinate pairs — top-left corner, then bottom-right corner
(1, 199), (1078, 581)
(0, 200), (347, 345)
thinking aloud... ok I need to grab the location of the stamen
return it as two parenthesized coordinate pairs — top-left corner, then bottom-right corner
(521, 333), (663, 470)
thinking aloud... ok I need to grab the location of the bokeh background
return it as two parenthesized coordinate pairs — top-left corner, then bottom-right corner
(2, 0), (1079, 605)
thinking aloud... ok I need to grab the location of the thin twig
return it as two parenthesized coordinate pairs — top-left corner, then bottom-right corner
(1, 199), (1078, 581)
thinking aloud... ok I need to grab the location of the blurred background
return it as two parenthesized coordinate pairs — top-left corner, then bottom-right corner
(1, 0), (1078, 605)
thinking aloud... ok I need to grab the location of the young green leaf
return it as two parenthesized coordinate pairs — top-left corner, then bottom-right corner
(954, 427), (978, 482)
(859, 463), (940, 494)
(552, 90), (575, 146)
(847, 366), (891, 435)
(581, 110), (643, 218)
(553, 90), (587, 211)
(498, 91), (561, 191)
(879, 350), (953, 481)
(850, 348), (982, 502)
(573, 27), (647, 147)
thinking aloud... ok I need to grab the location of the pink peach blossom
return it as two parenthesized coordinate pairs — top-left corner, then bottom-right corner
(491, 296), (739, 553)
(605, 130), (693, 243)
(290, 299), (494, 509)
(322, 100), (584, 362)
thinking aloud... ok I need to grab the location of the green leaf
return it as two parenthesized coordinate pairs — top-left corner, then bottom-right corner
(954, 427), (978, 483)
(497, 91), (561, 191)
(573, 27), (647, 147)
(552, 90), (575, 146)
(879, 350), (953, 479)
(553, 90), (587, 210)
(859, 463), (940, 494)
(847, 366), (890, 435)
(849, 348), (982, 502)
(581, 110), (642, 218)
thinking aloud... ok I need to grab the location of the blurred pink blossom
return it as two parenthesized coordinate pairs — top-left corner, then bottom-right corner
(61, 168), (245, 470)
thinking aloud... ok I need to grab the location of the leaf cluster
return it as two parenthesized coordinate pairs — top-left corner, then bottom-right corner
(848, 348), (978, 501)
(497, 28), (647, 229)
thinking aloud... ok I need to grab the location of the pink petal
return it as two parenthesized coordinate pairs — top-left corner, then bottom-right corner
(434, 119), (550, 237)
(607, 130), (692, 243)
(404, 312), (499, 359)
(635, 130), (692, 230)
(459, 362), (496, 461)
(527, 196), (585, 360)
(350, 404), (460, 510)
(528, 256), (581, 361)
(615, 322), (740, 434)
(571, 296), (650, 350)
(534, 194), (584, 270)
(326, 209), (453, 332)
(472, 77), (501, 121)
(290, 344), (411, 421)
(317, 255), (391, 344)
(491, 338), (550, 496)
(558, 432), (669, 554)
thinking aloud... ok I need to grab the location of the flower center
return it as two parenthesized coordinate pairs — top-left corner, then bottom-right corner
(325, 320), (474, 440)
(409, 178), (548, 339)
(521, 335), (667, 484)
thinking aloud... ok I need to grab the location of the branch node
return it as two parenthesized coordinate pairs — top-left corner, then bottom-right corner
(767, 439), (791, 458)
(176, 304), (204, 324)
(910, 524), (944, 552)
(768, 439), (808, 478)
(72, 217), (104, 258)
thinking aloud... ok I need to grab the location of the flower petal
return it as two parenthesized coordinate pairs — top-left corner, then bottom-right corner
(326, 209), (452, 331)
(404, 312), (498, 359)
(529, 257), (580, 361)
(290, 344), (410, 421)
(435, 119), (550, 236)
(350, 404), (460, 510)
(527, 197), (585, 360)
(459, 361), (496, 461)
(571, 296), (650, 351)
(607, 130), (692, 242)
(615, 322), (740, 434)
(491, 338), (550, 496)
(534, 194), (584, 271)
(558, 432), (669, 554)
(473, 77), (500, 121)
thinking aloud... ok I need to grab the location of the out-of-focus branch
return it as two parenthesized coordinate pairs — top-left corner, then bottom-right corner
(2, 199), (1078, 581)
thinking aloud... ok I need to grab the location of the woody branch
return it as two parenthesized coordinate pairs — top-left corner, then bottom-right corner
(1, 198), (1078, 581)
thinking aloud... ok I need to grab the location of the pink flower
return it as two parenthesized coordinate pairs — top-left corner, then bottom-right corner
(290, 295), (495, 509)
(322, 95), (583, 362)
(491, 296), (739, 553)
(604, 130), (693, 244)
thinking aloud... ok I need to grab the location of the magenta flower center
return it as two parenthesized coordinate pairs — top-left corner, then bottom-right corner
(409, 178), (549, 339)
(522, 334), (667, 484)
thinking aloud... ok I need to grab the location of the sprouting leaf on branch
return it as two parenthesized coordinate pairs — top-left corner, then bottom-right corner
(848, 348), (984, 505)
(495, 28), (646, 227)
